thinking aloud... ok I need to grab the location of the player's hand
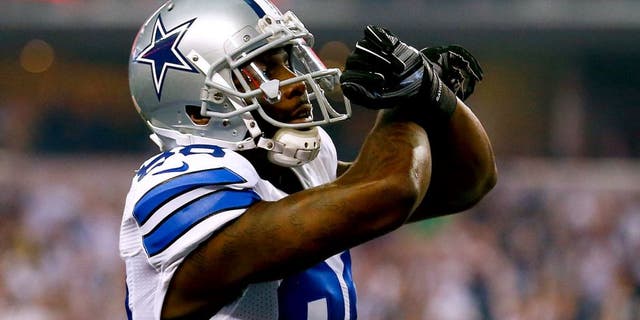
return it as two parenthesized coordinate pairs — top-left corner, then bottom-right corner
(421, 45), (483, 101)
(340, 25), (426, 109)
(340, 25), (457, 119)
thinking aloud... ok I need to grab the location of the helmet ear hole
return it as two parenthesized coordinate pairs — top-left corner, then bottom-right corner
(185, 105), (211, 125)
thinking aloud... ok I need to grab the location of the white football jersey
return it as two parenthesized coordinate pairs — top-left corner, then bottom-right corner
(120, 127), (357, 320)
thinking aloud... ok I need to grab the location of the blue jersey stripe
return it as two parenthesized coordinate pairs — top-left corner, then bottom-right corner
(133, 168), (246, 226)
(243, 0), (266, 17)
(143, 189), (261, 257)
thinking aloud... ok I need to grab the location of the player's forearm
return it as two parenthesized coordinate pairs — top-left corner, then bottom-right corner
(176, 120), (432, 291)
(408, 99), (497, 221)
(338, 111), (432, 210)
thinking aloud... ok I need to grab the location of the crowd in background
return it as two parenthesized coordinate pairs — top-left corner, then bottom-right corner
(0, 154), (638, 320)
(0, 154), (132, 319)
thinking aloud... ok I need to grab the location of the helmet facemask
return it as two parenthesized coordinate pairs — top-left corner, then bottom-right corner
(190, 11), (351, 166)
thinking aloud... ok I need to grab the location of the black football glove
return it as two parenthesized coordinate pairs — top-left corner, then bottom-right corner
(340, 25), (457, 118)
(421, 45), (483, 101)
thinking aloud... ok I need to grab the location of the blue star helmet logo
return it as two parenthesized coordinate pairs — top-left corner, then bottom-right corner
(134, 16), (199, 100)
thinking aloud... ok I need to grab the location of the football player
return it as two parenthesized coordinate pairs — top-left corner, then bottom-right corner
(120, 0), (497, 319)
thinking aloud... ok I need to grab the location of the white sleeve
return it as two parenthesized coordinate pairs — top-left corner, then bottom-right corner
(125, 145), (260, 270)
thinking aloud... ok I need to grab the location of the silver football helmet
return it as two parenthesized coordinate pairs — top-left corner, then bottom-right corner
(129, 0), (351, 167)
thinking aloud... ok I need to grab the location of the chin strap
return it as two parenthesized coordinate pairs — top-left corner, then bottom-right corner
(257, 127), (321, 167)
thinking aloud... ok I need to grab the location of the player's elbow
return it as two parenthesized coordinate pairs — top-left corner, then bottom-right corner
(393, 177), (425, 212)
(479, 161), (498, 198)
(458, 163), (498, 211)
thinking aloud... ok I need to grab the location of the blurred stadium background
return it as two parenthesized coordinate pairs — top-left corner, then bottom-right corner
(1, 0), (640, 319)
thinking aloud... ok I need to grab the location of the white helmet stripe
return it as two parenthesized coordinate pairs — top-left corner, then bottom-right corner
(243, 0), (282, 17)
